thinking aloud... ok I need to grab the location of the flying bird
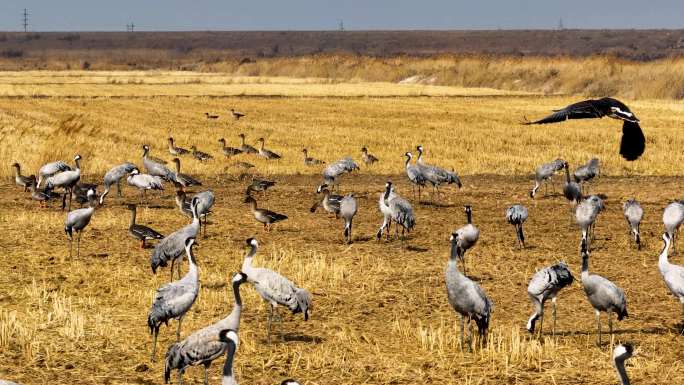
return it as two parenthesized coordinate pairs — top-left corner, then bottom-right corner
(523, 97), (645, 161)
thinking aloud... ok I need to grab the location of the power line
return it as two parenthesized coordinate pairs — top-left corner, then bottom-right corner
(126, 22), (135, 32)
(22, 8), (29, 32)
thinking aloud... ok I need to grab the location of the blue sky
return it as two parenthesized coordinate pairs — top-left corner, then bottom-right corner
(1, 1), (682, 31)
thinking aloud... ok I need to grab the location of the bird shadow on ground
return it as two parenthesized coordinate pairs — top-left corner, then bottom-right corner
(418, 201), (456, 208)
(202, 281), (227, 290)
(353, 235), (374, 242)
(280, 333), (325, 344)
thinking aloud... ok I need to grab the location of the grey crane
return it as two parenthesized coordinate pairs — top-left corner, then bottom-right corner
(381, 181), (415, 240)
(658, 233), (684, 332)
(64, 187), (97, 258)
(194, 190), (215, 237)
(127, 169), (164, 202)
(100, 162), (137, 204)
(11, 162), (35, 192)
(581, 248), (628, 346)
(322, 157), (359, 191)
(663, 201), (684, 253)
(445, 232), (494, 351)
(454, 205), (480, 275)
(340, 194), (358, 244)
(190, 146), (213, 162)
(256, 138), (281, 160)
(404, 152), (426, 201)
(164, 271), (247, 385)
(218, 138), (243, 157)
(151, 197), (201, 280)
(574, 158), (600, 194)
(415, 145), (462, 199)
(168, 137), (191, 156)
(376, 182), (396, 240)
(238, 133), (258, 154)
(37, 159), (72, 188)
(171, 158), (202, 190)
(505, 204), (528, 248)
(562, 161), (582, 206)
(526, 262), (574, 337)
(148, 237), (200, 361)
(244, 195), (288, 231)
(142, 144), (174, 180)
(302, 148), (324, 166)
(46, 154), (82, 211)
(310, 184), (342, 218)
(613, 343), (635, 385)
(127, 204), (164, 248)
(529, 158), (565, 198)
(361, 147), (378, 165)
(576, 195), (604, 252)
(230, 108), (245, 120)
(623, 199), (643, 250)
(241, 238), (312, 343)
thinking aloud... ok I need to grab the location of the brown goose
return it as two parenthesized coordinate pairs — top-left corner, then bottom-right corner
(168, 137), (190, 156)
(361, 147), (379, 165)
(231, 108), (245, 120)
(238, 133), (258, 154)
(218, 138), (243, 157)
(190, 146), (213, 162)
(302, 149), (325, 166)
(127, 204), (164, 248)
(12, 162), (36, 191)
(244, 195), (287, 231)
(171, 158), (202, 189)
(257, 138), (281, 160)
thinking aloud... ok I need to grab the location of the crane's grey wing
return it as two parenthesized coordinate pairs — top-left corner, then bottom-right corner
(254, 271), (298, 306)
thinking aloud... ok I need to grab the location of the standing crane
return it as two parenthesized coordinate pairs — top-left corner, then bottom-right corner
(526, 262), (574, 337)
(100, 162), (137, 204)
(505, 204), (528, 248)
(64, 187), (97, 258)
(151, 197), (200, 280)
(445, 233), (493, 351)
(241, 238), (312, 343)
(623, 199), (643, 250)
(148, 237), (200, 361)
(454, 205), (480, 274)
(657, 233), (684, 333)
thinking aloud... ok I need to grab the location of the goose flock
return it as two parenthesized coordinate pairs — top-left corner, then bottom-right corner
(6, 97), (680, 385)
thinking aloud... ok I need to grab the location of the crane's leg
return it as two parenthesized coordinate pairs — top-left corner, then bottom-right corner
(203, 362), (211, 385)
(459, 314), (465, 351)
(596, 310), (602, 346)
(169, 259), (175, 281)
(176, 316), (183, 341)
(177, 258), (182, 280)
(116, 179), (122, 197)
(680, 302), (684, 334)
(467, 316), (473, 352)
(178, 370), (184, 385)
(68, 188), (73, 212)
(552, 297), (558, 338)
(267, 304), (273, 344)
(608, 310), (614, 348)
(150, 328), (158, 361)
(61, 191), (67, 211)
(538, 308), (544, 340)
(386, 220), (391, 240)
(76, 231), (81, 258)
(68, 237), (73, 259)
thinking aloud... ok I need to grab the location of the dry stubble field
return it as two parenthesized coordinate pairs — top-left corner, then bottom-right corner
(1, 73), (684, 385)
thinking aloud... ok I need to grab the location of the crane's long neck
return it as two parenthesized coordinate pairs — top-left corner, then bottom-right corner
(143, 147), (149, 159)
(581, 255), (589, 280)
(186, 249), (199, 278)
(383, 185), (392, 205)
(241, 246), (257, 275)
(74, 158), (81, 170)
(564, 165), (571, 183)
(416, 149), (423, 163)
(466, 210), (473, 225)
(659, 238), (671, 271)
(222, 341), (236, 385)
(614, 358), (630, 385)
(129, 207), (136, 227)
(232, 280), (243, 308)
(99, 187), (110, 205)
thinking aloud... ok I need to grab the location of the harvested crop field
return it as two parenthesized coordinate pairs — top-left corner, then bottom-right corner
(1, 73), (683, 385)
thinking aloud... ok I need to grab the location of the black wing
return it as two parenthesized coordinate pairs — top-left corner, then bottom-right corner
(620, 121), (645, 161)
(524, 99), (607, 125)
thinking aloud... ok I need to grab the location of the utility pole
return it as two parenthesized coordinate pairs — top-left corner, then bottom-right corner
(338, 19), (344, 32)
(558, 18), (564, 30)
(22, 8), (29, 32)
(126, 22), (135, 32)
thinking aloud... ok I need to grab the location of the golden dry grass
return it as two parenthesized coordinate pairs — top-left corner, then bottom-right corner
(1, 73), (684, 385)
